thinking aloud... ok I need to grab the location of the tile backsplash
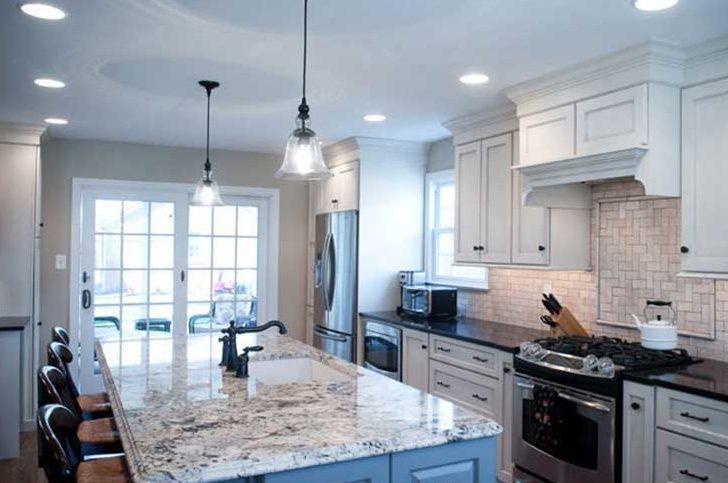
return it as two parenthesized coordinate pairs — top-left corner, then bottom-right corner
(458, 181), (728, 361)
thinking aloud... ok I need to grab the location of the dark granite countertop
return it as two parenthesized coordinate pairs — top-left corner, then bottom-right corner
(359, 311), (547, 353)
(624, 358), (728, 404)
(0, 316), (29, 331)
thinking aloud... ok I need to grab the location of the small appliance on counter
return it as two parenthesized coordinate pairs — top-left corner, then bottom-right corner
(398, 270), (426, 287)
(399, 284), (457, 319)
(631, 299), (678, 350)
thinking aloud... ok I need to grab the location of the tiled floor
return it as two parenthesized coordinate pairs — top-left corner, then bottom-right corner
(0, 432), (47, 483)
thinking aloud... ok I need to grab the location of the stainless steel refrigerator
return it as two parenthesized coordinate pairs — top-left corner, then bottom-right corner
(313, 210), (358, 362)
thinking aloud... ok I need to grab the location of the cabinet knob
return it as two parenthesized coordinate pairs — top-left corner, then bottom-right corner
(331, 199), (338, 204)
(503, 367), (511, 374)
(680, 246), (689, 254)
(538, 245), (545, 252)
(473, 245), (479, 251)
(631, 402), (640, 410)
(421, 344), (428, 350)
(478, 245), (484, 251)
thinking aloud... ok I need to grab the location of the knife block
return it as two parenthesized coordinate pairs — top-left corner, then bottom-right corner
(553, 306), (589, 337)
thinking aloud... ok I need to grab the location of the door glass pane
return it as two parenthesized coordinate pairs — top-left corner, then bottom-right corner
(95, 200), (122, 233)
(123, 201), (149, 234)
(95, 235), (121, 268)
(122, 270), (147, 304)
(189, 206), (212, 235)
(151, 202), (174, 234)
(95, 270), (121, 305)
(150, 235), (174, 268)
(123, 235), (148, 268)
(121, 304), (147, 339)
(149, 270), (173, 303)
(187, 201), (260, 334)
(148, 304), (174, 338)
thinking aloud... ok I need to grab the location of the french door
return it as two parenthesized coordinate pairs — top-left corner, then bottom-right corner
(74, 181), (273, 392)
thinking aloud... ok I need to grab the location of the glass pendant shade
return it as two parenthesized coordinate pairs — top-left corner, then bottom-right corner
(276, 118), (331, 180)
(191, 172), (223, 206)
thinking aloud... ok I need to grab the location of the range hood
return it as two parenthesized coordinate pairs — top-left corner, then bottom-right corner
(512, 147), (649, 208)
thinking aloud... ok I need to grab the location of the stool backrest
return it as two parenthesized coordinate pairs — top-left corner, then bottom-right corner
(52, 326), (70, 345)
(37, 404), (82, 482)
(37, 365), (82, 420)
(47, 342), (79, 399)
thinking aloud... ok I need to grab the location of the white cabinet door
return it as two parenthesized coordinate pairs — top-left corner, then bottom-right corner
(622, 382), (655, 483)
(331, 162), (359, 212)
(518, 105), (575, 165)
(682, 78), (728, 273)
(402, 328), (429, 392)
(576, 84), (648, 156)
(454, 141), (482, 263)
(511, 134), (548, 265)
(480, 134), (512, 264)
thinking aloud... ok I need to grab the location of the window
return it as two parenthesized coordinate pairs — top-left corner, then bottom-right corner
(425, 170), (487, 289)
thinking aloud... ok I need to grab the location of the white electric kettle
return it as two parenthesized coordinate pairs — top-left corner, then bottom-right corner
(631, 300), (678, 350)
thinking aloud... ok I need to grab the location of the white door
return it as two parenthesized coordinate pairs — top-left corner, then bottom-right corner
(78, 191), (186, 392)
(480, 134), (512, 264)
(681, 78), (728, 273)
(454, 141), (482, 263)
(512, 134), (549, 265)
(74, 183), (275, 393)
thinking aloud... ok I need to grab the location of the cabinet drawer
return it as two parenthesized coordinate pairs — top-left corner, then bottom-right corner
(657, 388), (728, 448)
(429, 360), (499, 417)
(576, 84), (648, 156)
(429, 335), (499, 378)
(655, 429), (728, 483)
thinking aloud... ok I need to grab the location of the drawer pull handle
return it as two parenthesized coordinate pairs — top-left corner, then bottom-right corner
(436, 381), (450, 388)
(472, 355), (489, 363)
(680, 412), (710, 423)
(437, 346), (451, 353)
(472, 394), (488, 402)
(680, 469), (709, 481)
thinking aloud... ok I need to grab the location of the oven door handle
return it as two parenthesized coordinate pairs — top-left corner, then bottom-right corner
(557, 391), (611, 413)
(313, 327), (348, 343)
(516, 381), (535, 390)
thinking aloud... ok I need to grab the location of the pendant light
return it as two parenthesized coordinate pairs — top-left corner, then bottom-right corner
(275, 0), (332, 180)
(191, 80), (224, 206)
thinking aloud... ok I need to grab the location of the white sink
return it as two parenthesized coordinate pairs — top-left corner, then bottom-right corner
(247, 358), (348, 385)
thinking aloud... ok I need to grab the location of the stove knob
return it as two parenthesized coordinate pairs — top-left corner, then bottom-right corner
(519, 342), (532, 358)
(583, 354), (599, 372)
(598, 357), (615, 377)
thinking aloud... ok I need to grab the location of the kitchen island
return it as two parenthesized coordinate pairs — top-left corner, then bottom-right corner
(96, 332), (502, 482)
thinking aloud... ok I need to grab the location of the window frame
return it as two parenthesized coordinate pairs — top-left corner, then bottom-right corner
(424, 170), (488, 290)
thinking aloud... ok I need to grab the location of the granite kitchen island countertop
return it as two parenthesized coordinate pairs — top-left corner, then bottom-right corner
(96, 332), (501, 482)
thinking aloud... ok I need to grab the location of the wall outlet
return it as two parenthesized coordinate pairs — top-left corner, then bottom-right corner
(55, 254), (67, 271)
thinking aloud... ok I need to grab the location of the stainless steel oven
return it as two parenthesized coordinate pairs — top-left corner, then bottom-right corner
(513, 373), (616, 483)
(363, 320), (401, 381)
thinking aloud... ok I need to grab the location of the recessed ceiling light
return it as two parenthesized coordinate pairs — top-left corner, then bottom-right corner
(44, 117), (68, 125)
(363, 114), (386, 122)
(34, 78), (66, 88)
(459, 73), (490, 85)
(632, 0), (679, 11)
(19, 3), (66, 20)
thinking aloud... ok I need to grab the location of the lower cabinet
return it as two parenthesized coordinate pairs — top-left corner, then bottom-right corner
(401, 328), (429, 392)
(622, 382), (655, 483)
(655, 429), (728, 483)
(255, 438), (496, 483)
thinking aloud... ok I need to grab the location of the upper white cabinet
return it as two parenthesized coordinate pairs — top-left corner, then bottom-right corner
(313, 161), (359, 214)
(519, 105), (575, 166)
(576, 84), (648, 156)
(681, 77), (728, 274)
(454, 141), (482, 263)
(453, 128), (590, 269)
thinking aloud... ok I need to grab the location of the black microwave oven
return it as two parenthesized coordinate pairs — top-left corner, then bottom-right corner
(401, 285), (457, 319)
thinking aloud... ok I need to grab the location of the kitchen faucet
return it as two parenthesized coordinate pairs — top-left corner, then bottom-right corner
(219, 320), (288, 372)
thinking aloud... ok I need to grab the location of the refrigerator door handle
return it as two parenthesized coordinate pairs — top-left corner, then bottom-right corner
(313, 326), (348, 343)
(321, 232), (332, 311)
(327, 233), (336, 310)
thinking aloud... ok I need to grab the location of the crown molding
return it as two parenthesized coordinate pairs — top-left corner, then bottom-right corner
(442, 105), (518, 145)
(323, 136), (429, 167)
(504, 39), (686, 116)
(0, 122), (46, 146)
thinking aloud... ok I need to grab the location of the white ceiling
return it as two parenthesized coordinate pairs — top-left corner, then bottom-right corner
(2, 0), (728, 154)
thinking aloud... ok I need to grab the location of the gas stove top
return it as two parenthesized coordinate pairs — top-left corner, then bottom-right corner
(517, 335), (698, 380)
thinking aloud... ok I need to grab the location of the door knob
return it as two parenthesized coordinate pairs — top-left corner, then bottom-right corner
(631, 402), (640, 410)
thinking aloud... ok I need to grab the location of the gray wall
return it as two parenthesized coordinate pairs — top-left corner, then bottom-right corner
(40, 138), (309, 350)
(427, 137), (454, 172)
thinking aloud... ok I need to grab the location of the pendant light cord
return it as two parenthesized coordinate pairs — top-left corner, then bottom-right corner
(205, 86), (211, 175)
(298, 0), (310, 128)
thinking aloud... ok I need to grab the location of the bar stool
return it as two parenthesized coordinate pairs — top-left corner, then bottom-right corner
(52, 326), (70, 345)
(37, 366), (122, 452)
(47, 341), (112, 416)
(37, 404), (130, 483)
